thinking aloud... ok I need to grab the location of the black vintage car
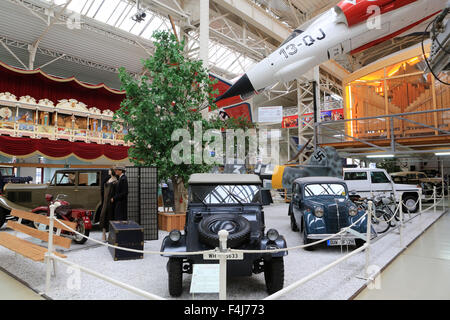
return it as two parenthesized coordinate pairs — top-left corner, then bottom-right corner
(160, 173), (287, 297)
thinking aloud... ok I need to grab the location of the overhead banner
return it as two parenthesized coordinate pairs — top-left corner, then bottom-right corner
(258, 106), (283, 123)
(282, 108), (344, 128)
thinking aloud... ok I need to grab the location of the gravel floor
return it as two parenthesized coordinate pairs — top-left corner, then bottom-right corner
(0, 203), (446, 300)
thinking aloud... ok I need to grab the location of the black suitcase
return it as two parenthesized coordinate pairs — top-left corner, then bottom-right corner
(108, 221), (144, 261)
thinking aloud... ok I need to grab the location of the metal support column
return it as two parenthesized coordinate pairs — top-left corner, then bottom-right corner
(199, 0), (209, 66)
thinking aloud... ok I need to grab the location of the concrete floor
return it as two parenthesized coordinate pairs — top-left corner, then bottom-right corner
(0, 202), (447, 300)
(355, 211), (450, 300)
(0, 269), (44, 300)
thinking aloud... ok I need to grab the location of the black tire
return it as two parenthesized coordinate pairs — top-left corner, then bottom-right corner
(302, 219), (314, 251)
(0, 208), (8, 228)
(73, 220), (89, 244)
(264, 257), (284, 294)
(355, 239), (365, 248)
(402, 195), (419, 213)
(167, 258), (183, 297)
(198, 214), (251, 248)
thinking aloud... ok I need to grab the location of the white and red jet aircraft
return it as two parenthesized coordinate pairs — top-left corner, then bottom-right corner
(215, 0), (448, 103)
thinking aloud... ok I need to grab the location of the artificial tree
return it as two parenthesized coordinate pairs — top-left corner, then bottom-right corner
(115, 30), (251, 214)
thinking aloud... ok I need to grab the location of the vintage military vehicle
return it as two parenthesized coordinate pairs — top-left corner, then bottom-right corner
(161, 173), (287, 297)
(0, 168), (108, 228)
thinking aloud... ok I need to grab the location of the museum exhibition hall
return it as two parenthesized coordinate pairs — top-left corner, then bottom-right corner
(0, 0), (448, 303)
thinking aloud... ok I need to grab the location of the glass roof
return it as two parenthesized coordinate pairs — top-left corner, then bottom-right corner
(44, 0), (257, 78)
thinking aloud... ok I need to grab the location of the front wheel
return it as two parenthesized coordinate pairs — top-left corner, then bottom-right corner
(371, 209), (391, 234)
(33, 211), (49, 230)
(167, 258), (183, 297)
(264, 257), (284, 294)
(73, 220), (89, 244)
(303, 220), (314, 251)
(0, 208), (8, 228)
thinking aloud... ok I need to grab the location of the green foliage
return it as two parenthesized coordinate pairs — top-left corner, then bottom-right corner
(376, 158), (400, 173)
(115, 30), (251, 185)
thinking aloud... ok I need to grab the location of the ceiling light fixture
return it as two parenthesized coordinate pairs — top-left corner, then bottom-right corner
(366, 154), (394, 158)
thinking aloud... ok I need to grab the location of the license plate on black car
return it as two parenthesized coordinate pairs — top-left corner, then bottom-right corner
(327, 239), (355, 246)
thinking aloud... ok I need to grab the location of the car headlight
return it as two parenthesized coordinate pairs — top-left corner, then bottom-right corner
(314, 206), (324, 218)
(267, 229), (279, 241)
(169, 229), (181, 242)
(349, 206), (358, 216)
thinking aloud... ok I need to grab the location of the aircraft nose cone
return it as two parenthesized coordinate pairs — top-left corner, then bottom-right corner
(214, 74), (255, 103)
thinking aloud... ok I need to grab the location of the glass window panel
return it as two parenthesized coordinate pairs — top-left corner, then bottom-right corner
(303, 183), (346, 197)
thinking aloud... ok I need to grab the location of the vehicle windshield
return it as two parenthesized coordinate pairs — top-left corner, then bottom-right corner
(0, 167), (13, 176)
(190, 184), (261, 204)
(304, 183), (347, 198)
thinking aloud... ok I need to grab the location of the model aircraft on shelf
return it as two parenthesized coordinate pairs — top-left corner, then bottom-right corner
(215, 0), (449, 103)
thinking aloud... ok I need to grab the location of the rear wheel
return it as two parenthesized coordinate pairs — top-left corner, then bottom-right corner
(403, 195), (419, 213)
(167, 258), (183, 297)
(264, 257), (284, 294)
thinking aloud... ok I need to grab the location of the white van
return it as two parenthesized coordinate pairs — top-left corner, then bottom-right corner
(343, 168), (422, 212)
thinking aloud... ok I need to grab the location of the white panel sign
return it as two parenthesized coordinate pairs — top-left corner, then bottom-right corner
(258, 106), (283, 123)
(189, 264), (220, 294)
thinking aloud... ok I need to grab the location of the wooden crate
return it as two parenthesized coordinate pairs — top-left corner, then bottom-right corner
(158, 211), (186, 231)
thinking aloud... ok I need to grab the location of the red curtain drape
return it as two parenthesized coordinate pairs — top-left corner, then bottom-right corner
(0, 61), (125, 112)
(0, 136), (129, 161)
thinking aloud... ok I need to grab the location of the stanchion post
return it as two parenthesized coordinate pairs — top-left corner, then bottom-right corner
(365, 201), (373, 278)
(45, 203), (56, 294)
(419, 189), (423, 221)
(218, 230), (228, 301)
(433, 186), (437, 214)
(399, 200), (403, 248)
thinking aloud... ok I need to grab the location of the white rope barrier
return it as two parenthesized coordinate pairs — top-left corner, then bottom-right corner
(42, 194), (447, 301)
(264, 243), (368, 300)
(56, 219), (214, 256)
(55, 211), (369, 255)
(232, 212), (369, 254)
(51, 254), (166, 300)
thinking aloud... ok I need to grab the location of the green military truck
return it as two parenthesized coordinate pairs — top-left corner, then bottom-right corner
(0, 168), (109, 228)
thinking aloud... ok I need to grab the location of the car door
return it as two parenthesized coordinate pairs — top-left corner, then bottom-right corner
(47, 171), (78, 205)
(370, 171), (393, 197)
(343, 171), (369, 198)
(75, 171), (101, 210)
(291, 183), (302, 228)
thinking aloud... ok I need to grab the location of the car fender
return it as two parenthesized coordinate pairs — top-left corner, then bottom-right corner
(303, 211), (326, 234)
(0, 195), (32, 213)
(31, 206), (49, 214)
(160, 234), (187, 258)
(261, 235), (288, 257)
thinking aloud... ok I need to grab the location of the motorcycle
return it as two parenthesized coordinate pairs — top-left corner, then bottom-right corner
(32, 194), (92, 244)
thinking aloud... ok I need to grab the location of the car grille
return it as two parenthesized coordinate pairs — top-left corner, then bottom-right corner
(327, 204), (349, 233)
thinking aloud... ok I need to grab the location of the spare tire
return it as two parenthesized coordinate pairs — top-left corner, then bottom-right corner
(198, 214), (251, 248)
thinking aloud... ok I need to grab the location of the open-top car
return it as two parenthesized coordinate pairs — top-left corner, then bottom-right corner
(160, 173), (287, 297)
(289, 177), (369, 250)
